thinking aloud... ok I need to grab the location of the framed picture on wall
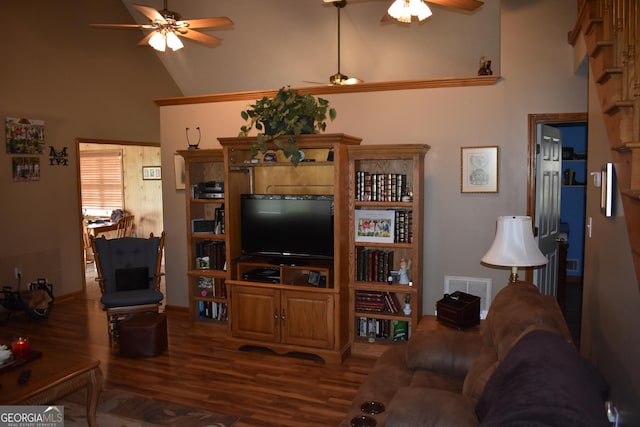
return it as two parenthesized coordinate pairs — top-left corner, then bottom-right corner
(460, 146), (499, 193)
(174, 154), (185, 190)
(142, 166), (161, 180)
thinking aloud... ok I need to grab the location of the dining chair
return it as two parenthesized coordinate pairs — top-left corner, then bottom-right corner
(115, 214), (135, 238)
(90, 231), (164, 339)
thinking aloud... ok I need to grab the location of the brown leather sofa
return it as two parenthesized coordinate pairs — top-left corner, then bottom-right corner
(341, 281), (610, 426)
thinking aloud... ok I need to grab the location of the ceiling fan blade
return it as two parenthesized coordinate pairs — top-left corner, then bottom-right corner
(90, 23), (150, 29)
(380, 12), (395, 23)
(133, 4), (167, 22)
(427, 0), (484, 12)
(179, 30), (222, 46)
(182, 17), (233, 29)
(137, 32), (155, 46)
(303, 80), (332, 86)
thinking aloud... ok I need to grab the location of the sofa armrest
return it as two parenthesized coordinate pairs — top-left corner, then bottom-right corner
(385, 387), (478, 427)
(406, 329), (483, 377)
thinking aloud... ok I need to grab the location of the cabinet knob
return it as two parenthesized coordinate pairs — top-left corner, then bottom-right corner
(281, 309), (286, 321)
(274, 311), (278, 320)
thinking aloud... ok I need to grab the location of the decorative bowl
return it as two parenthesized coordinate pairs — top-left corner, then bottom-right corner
(0, 345), (13, 365)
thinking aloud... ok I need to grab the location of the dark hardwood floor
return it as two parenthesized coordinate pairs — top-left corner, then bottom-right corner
(0, 278), (374, 427)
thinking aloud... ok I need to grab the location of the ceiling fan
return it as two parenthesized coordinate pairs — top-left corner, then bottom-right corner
(91, 1), (233, 52)
(323, 0), (483, 23)
(306, 0), (363, 86)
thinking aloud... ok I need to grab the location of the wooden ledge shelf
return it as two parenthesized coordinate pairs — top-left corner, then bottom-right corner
(154, 75), (501, 106)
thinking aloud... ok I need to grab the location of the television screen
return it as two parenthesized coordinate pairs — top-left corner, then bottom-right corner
(241, 194), (334, 263)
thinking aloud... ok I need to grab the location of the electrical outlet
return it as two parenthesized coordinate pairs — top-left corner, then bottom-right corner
(14, 267), (21, 279)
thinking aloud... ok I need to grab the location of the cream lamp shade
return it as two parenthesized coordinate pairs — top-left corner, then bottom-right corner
(481, 216), (547, 283)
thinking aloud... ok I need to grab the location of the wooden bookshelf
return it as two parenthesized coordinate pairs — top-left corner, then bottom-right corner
(347, 144), (430, 358)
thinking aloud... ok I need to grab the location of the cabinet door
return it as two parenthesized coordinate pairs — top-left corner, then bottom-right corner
(281, 291), (334, 349)
(231, 286), (280, 342)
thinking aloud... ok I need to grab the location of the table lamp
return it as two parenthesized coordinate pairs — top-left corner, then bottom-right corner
(481, 216), (547, 283)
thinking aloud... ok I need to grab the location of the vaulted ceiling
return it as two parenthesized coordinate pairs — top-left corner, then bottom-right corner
(110, 0), (499, 96)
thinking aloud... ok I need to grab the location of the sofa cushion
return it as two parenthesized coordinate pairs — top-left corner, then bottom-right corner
(386, 387), (478, 427)
(462, 346), (498, 401)
(476, 329), (610, 426)
(485, 282), (572, 360)
(464, 281), (572, 401)
(410, 370), (464, 393)
(406, 329), (482, 378)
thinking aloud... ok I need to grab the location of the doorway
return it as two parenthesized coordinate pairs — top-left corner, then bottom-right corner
(77, 138), (163, 299)
(527, 112), (587, 345)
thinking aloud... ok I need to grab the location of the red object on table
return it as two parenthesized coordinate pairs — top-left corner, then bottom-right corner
(11, 337), (30, 359)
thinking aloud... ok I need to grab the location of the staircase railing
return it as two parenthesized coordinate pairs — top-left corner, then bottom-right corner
(569, 0), (640, 289)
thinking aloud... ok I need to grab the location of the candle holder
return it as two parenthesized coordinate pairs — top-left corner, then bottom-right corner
(11, 337), (31, 359)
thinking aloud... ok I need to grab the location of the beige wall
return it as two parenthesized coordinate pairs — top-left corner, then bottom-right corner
(0, 0), (182, 296)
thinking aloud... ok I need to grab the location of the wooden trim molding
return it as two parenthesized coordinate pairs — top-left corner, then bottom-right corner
(153, 75), (501, 106)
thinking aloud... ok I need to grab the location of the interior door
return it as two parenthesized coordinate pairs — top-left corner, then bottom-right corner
(534, 124), (562, 295)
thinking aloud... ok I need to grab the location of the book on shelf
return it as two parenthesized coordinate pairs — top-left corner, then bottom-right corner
(355, 290), (401, 314)
(356, 248), (394, 283)
(355, 171), (407, 202)
(394, 210), (413, 243)
(392, 320), (409, 341)
(197, 277), (227, 298)
(198, 301), (228, 321)
(195, 240), (226, 270)
(356, 317), (396, 339)
(214, 205), (225, 234)
(383, 291), (401, 313)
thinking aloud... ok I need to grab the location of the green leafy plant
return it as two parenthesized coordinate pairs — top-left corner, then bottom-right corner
(239, 86), (337, 165)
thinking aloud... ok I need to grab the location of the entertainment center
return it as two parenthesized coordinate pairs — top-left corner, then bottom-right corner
(178, 134), (429, 364)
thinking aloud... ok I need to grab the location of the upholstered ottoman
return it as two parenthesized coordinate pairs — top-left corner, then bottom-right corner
(118, 312), (167, 357)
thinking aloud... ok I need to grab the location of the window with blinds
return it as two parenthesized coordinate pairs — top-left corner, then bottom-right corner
(80, 150), (124, 216)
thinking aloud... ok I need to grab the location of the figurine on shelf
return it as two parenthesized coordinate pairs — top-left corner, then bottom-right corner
(403, 294), (412, 315)
(398, 258), (412, 284)
(477, 56), (493, 76)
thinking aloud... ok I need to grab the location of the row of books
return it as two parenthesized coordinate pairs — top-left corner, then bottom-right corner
(395, 210), (413, 243)
(197, 277), (227, 298)
(356, 317), (409, 341)
(214, 206), (225, 234)
(194, 240), (226, 270)
(198, 301), (228, 321)
(356, 247), (394, 283)
(355, 290), (401, 314)
(355, 171), (407, 202)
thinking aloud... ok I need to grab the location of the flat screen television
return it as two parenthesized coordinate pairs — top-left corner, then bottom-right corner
(241, 194), (334, 264)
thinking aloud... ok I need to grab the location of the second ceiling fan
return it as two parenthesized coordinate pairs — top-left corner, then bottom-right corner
(316, 0), (484, 86)
(329, 0), (362, 86)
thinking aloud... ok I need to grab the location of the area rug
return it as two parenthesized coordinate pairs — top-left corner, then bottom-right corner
(61, 389), (238, 427)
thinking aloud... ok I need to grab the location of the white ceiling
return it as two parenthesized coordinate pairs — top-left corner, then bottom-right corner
(116, 0), (500, 96)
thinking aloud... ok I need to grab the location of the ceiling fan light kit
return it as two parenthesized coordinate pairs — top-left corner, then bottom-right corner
(387, 0), (432, 23)
(149, 30), (184, 52)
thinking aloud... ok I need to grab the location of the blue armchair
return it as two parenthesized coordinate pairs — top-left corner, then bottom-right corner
(91, 232), (165, 339)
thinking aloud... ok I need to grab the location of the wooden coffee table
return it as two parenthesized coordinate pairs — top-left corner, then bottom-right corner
(0, 352), (102, 427)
